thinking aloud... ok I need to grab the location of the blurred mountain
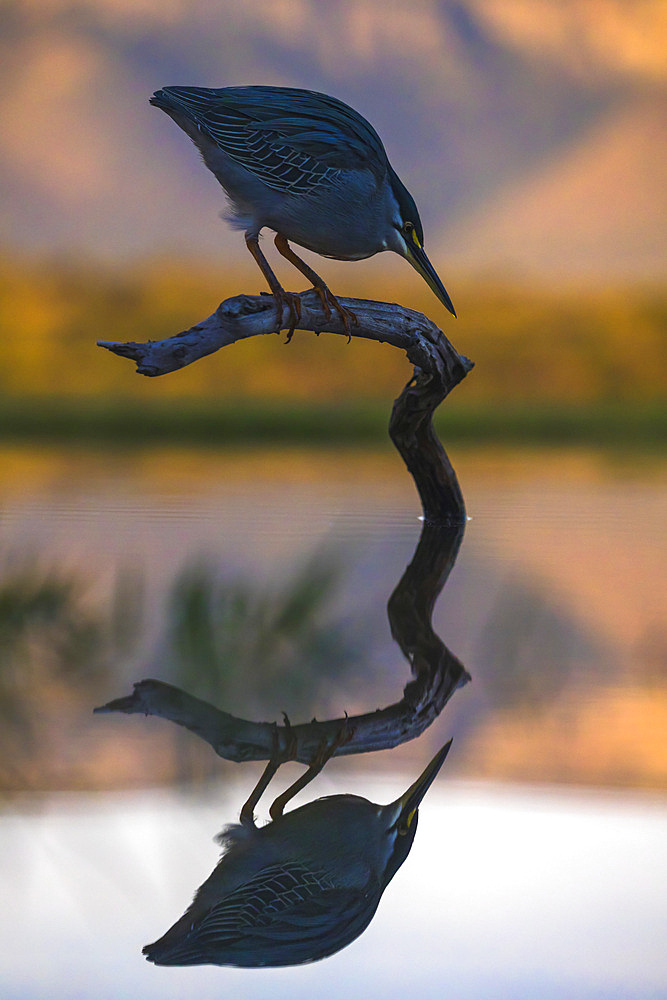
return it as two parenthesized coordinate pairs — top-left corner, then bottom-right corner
(0, 0), (664, 281)
(442, 94), (666, 279)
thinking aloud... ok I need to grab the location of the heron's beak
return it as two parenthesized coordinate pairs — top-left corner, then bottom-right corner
(390, 740), (452, 829)
(405, 240), (457, 318)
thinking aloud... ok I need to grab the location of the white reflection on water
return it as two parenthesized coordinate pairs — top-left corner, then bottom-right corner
(1, 779), (666, 1000)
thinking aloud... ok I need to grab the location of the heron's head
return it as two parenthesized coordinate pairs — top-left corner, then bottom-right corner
(386, 168), (456, 318)
(380, 739), (453, 887)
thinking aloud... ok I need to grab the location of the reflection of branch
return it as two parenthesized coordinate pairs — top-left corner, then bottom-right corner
(388, 522), (469, 698)
(96, 522), (469, 764)
(98, 291), (472, 524)
(95, 681), (279, 761)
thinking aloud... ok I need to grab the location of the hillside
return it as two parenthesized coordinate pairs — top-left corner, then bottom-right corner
(443, 95), (667, 279)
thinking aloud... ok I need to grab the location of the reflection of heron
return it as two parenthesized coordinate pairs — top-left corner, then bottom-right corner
(150, 86), (456, 339)
(143, 740), (451, 967)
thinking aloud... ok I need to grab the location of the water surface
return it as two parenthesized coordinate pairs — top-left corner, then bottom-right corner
(0, 444), (665, 997)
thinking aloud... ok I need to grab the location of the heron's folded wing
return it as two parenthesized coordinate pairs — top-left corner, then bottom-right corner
(153, 86), (387, 194)
(143, 861), (379, 967)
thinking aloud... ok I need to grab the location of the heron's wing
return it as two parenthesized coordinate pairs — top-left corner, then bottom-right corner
(151, 86), (388, 194)
(143, 861), (377, 967)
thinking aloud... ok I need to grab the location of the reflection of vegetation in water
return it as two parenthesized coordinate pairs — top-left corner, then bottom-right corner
(163, 552), (369, 716)
(468, 572), (667, 787)
(0, 548), (371, 790)
(476, 574), (609, 709)
(2, 545), (662, 790)
(0, 560), (143, 789)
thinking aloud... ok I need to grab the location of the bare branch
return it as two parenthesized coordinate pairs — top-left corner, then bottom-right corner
(97, 289), (471, 386)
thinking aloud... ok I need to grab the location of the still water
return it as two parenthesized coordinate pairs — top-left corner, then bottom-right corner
(0, 444), (665, 998)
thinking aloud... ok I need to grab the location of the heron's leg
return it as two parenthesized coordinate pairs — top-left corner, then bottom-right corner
(240, 758), (280, 829)
(240, 717), (298, 828)
(269, 718), (355, 821)
(274, 234), (358, 343)
(245, 233), (301, 340)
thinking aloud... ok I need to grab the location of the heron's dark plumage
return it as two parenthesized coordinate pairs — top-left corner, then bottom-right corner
(150, 86), (389, 194)
(143, 857), (375, 967)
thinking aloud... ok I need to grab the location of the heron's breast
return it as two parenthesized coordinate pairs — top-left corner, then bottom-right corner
(264, 170), (389, 260)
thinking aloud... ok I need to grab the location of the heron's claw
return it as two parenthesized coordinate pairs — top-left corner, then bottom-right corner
(279, 712), (299, 761)
(314, 286), (357, 342)
(310, 715), (356, 770)
(268, 717), (356, 822)
(272, 289), (302, 343)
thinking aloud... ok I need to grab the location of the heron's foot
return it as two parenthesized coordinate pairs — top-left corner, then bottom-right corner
(272, 288), (302, 342)
(268, 717), (356, 821)
(310, 715), (356, 770)
(313, 285), (358, 342)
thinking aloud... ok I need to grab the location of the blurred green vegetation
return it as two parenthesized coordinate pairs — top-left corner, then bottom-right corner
(164, 552), (369, 715)
(0, 558), (144, 791)
(0, 396), (663, 448)
(0, 254), (664, 445)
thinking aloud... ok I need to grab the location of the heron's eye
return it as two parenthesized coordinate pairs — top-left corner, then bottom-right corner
(397, 822), (409, 836)
(402, 221), (414, 235)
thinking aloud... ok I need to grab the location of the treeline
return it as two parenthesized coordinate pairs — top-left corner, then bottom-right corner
(0, 254), (664, 442)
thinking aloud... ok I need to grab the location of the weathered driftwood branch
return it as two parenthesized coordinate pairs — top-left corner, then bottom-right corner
(98, 289), (473, 524)
(95, 522), (469, 765)
(98, 289), (470, 383)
